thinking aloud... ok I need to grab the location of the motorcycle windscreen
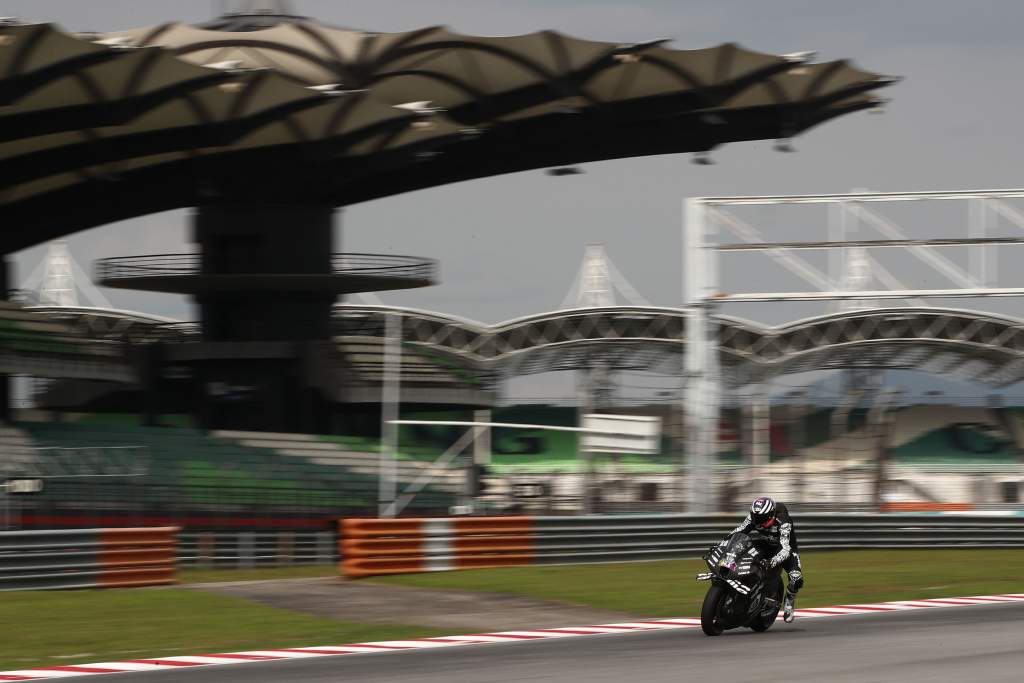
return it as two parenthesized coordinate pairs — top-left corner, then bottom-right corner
(716, 533), (754, 574)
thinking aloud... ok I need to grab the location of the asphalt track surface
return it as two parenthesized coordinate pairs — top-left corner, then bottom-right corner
(104, 602), (1024, 683)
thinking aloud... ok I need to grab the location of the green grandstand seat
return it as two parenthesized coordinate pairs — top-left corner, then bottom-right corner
(18, 421), (453, 515)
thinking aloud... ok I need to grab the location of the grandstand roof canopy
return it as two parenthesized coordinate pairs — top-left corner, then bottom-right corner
(0, 13), (895, 250)
(30, 304), (1024, 388)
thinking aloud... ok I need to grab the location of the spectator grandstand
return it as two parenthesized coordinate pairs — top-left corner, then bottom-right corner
(888, 405), (1018, 464)
(0, 301), (130, 392)
(5, 400), (1020, 529)
(7, 420), (462, 529)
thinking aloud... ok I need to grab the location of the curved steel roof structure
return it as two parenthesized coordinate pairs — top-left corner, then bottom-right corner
(334, 305), (1024, 386)
(717, 308), (1024, 387)
(26, 305), (181, 343)
(0, 14), (895, 250)
(31, 304), (1024, 387)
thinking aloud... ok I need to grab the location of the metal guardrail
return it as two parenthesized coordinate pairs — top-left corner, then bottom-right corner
(0, 527), (179, 591)
(94, 253), (436, 282)
(339, 513), (1024, 577)
(178, 531), (336, 568)
(525, 514), (1024, 563)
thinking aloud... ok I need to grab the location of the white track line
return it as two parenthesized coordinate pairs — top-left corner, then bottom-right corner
(2, 593), (1022, 680)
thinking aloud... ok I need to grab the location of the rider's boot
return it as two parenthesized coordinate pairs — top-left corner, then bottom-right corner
(783, 590), (797, 623)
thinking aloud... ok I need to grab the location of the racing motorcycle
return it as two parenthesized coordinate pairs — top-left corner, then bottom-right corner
(696, 530), (784, 636)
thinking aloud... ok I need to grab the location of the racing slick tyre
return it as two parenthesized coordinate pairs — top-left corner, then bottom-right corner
(700, 584), (727, 636)
(749, 576), (784, 632)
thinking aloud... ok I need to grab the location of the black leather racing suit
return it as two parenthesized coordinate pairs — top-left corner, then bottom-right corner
(728, 502), (804, 596)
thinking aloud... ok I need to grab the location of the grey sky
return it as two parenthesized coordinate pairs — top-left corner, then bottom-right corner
(7, 0), (1024, 399)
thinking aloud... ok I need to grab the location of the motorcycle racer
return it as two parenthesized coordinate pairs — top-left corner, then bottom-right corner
(726, 497), (804, 622)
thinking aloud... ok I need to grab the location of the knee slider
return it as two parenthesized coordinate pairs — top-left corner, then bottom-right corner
(789, 570), (804, 592)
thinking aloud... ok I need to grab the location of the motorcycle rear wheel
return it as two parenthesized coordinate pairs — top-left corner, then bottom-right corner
(700, 584), (727, 636)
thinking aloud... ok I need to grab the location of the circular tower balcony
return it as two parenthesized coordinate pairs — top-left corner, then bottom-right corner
(95, 252), (437, 294)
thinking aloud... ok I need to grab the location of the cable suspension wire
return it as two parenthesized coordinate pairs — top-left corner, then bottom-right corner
(605, 253), (651, 307)
(68, 252), (113, 309)
(558, 257), (588, 310)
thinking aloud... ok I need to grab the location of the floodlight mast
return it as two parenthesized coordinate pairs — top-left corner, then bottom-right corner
(682, 188), (1024, 514)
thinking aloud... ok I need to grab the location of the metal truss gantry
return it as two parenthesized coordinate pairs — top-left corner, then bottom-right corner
(684, 187), (1024, 513)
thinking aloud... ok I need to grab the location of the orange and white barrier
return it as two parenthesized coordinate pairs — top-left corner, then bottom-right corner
(340, 517), (533, 578)
(340, 512), (1024, 579)
(0, 526), (179, 591)
(97, 527), (179, 588)
(879, 502), (975, 512)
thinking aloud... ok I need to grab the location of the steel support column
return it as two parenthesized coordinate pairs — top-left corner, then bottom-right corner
(577, 367), (596, 514)
(830, 385), (865, 504)
(378, 311), (401, 517)
(473, 408), (491, 464)
(969, 198), (988, 286)
(0, 256), (10, 423)
(787, 395), (807, 505)
(745, 387), (770, 500)
(684, 198), (718, 513)
(871, 388), (902, 509)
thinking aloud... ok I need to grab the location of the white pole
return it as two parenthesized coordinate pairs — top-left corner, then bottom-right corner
(970, 198), (981, 285)
(391, 418), (658, 436)
(684, 198), (718, 513)
(379, 312), (402, 517)
(828, 202), (842, 290)
(749, 386), (769, 500)
(972, 198), (991, 286)
(1, 483), (8, 530)
(577, 367), (595, 514)
(471, 408), (491, 514)
(473, 409), (491, 464)
(385, 427), (477, 518)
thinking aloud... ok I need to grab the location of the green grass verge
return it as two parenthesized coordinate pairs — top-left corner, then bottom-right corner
(4, 550), (1021, 672)
(0, 588), (442, 672)
(373, 549), (1024, 617)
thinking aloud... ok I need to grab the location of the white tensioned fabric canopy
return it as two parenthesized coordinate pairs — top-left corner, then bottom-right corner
(0, 15), (895, 249)
(101, 21), (891, 136)
(101, 23), (824, 111)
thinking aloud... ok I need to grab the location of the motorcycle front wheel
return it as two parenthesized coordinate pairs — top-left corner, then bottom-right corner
(700, 584), (726, 636)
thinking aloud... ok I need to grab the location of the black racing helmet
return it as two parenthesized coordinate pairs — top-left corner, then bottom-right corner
(750, 497), (778, 528)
